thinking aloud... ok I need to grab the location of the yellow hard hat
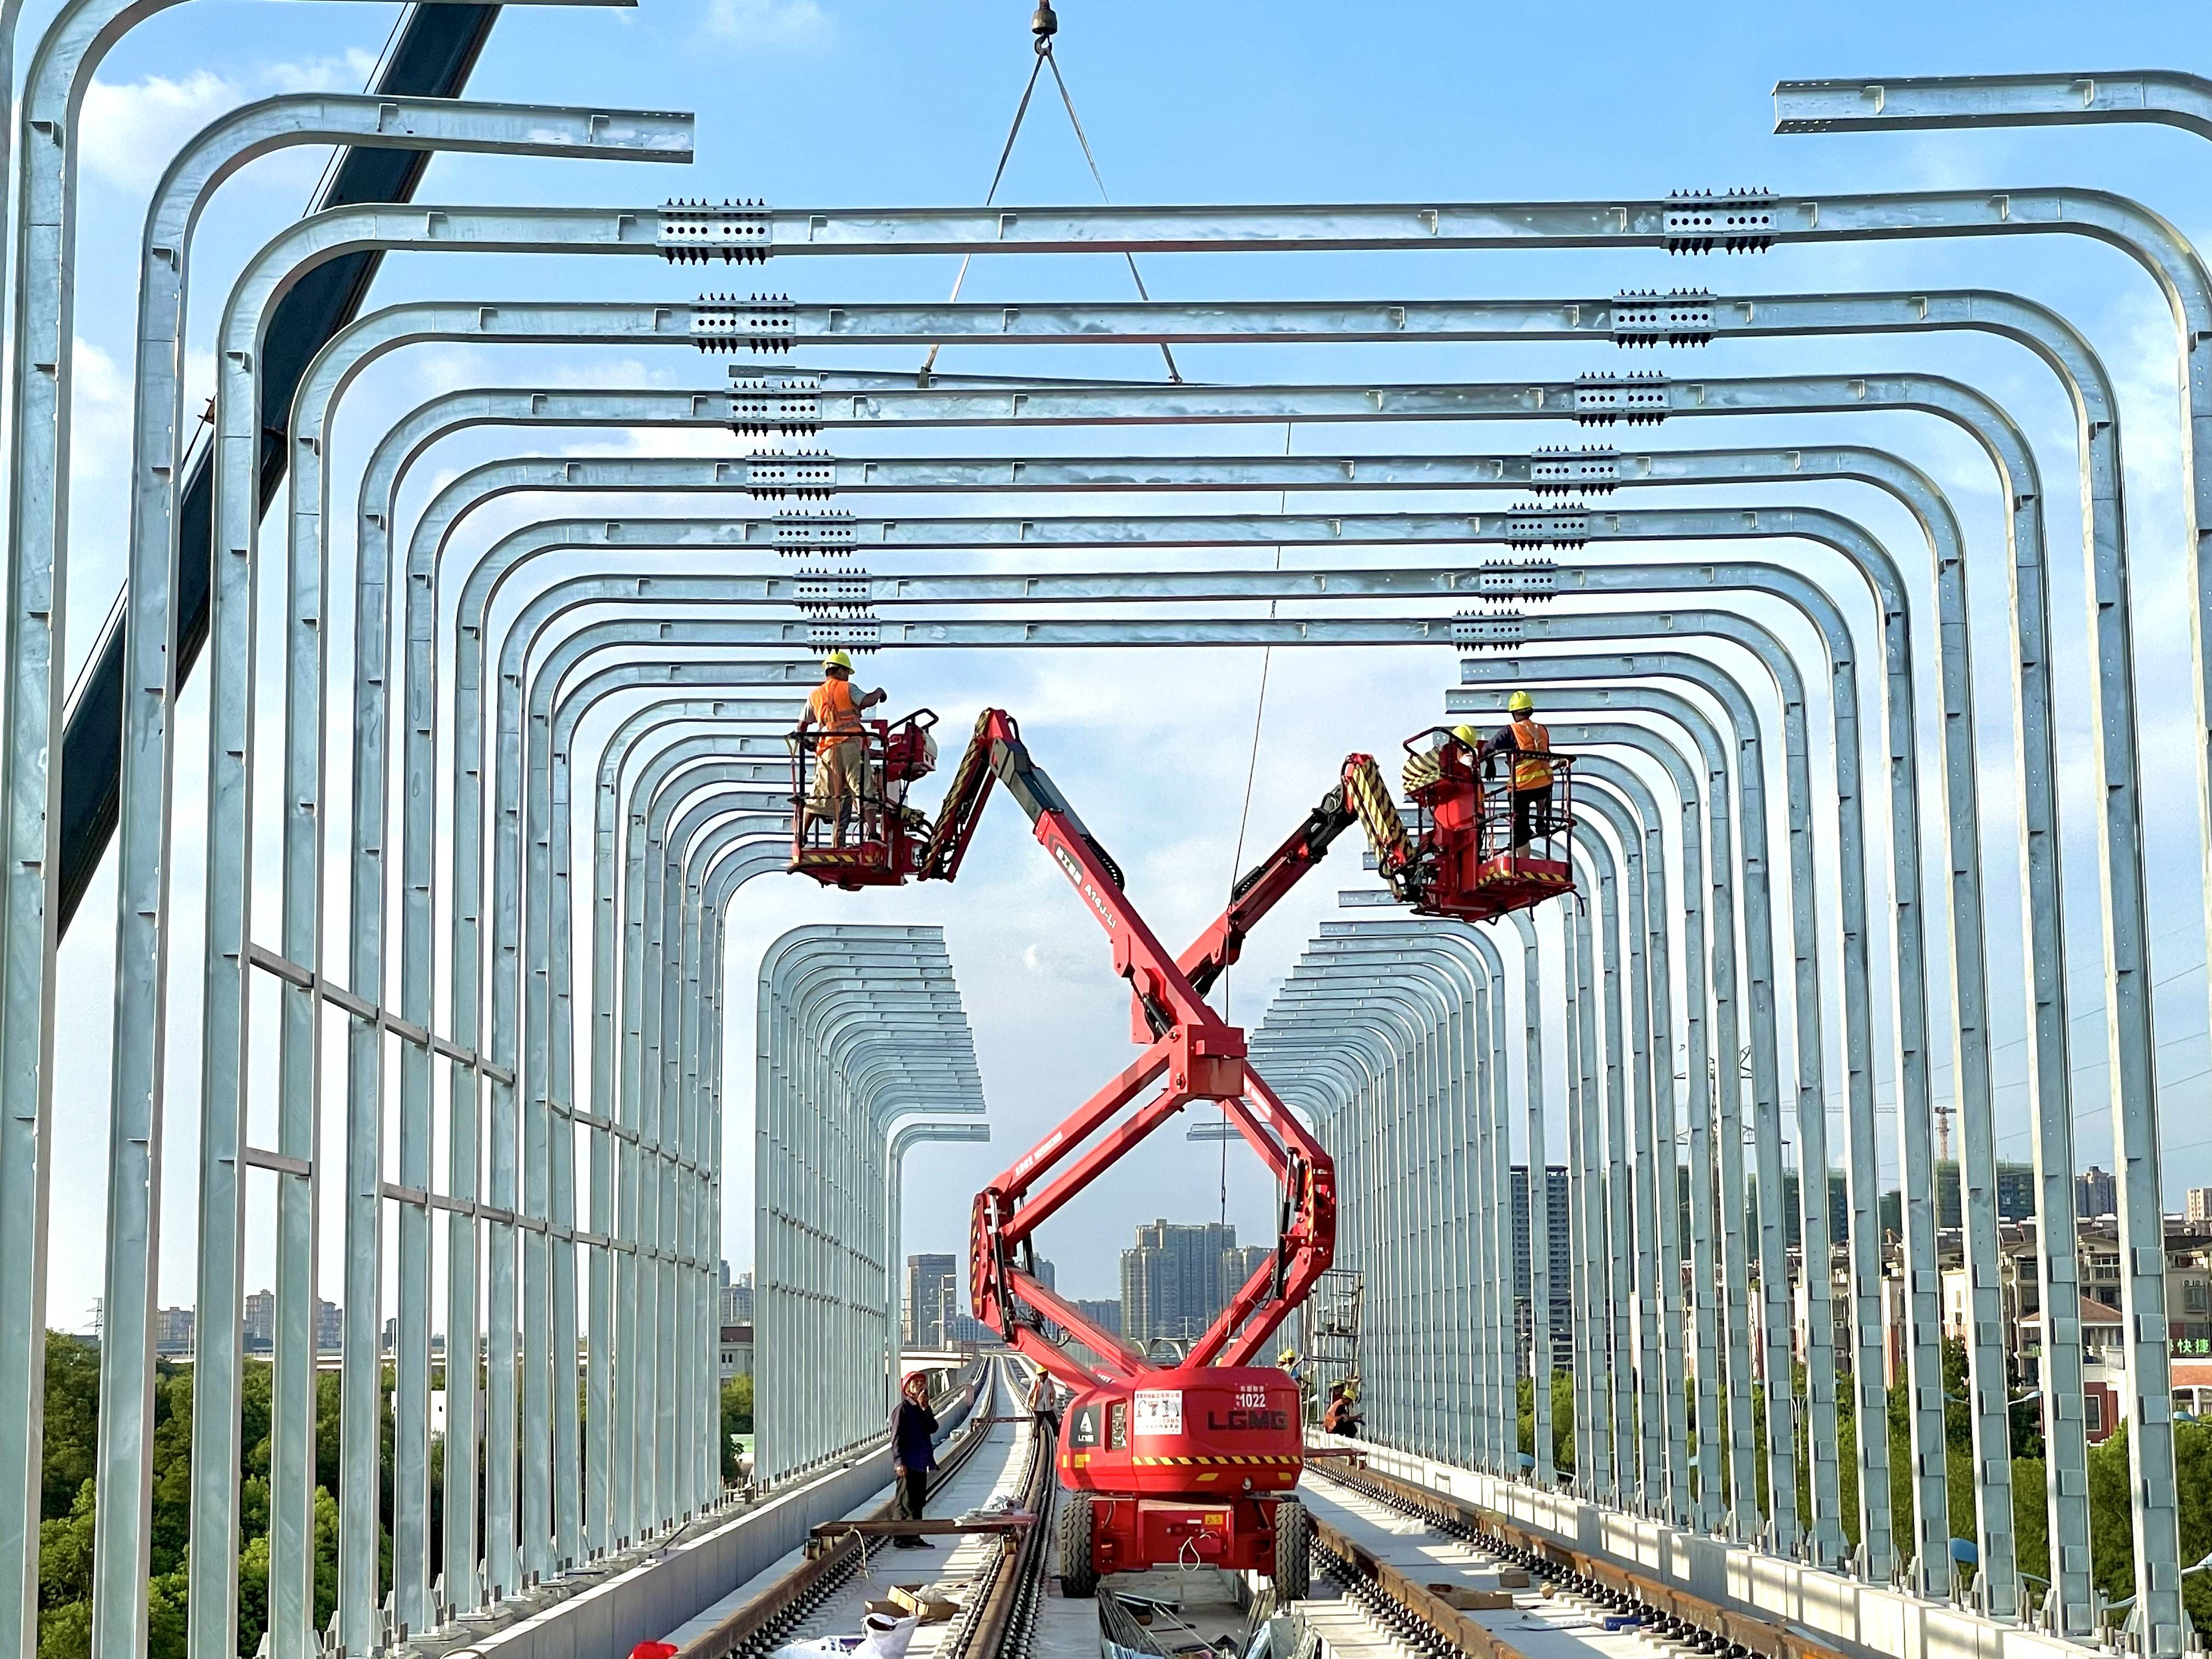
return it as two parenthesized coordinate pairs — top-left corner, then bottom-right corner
(1451, 724), (1480, 748)
(822, 650), (854, 672)
(1278, 1347), (1299, 1366)
(1507, 690), (1534, 715)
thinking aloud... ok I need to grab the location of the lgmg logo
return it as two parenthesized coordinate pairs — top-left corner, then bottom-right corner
(1053, 843), (1118, 930)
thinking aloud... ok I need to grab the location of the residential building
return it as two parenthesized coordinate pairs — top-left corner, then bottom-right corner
(243, 1289), (275, 1353)
(719, 1323), (754, 1381)
(1220, 1245), (1272, 1309)
(1120, 1221), (1245, 1346)
(2078, 1165), (2118, 1219)
(905, 1252), (959, 1348)
(153, 1307), (194, 1358)
(2169, 1229), (2212, 1356)
(1072, 1298), (1122, 1336)
(2188, 1188), (2212, 1225)
(1872, 1161), (2037, 1238)
(720, 1271), (754, 1329)
(316, 1299), (342, 1355)
(1508, 1165), (1573, 1369)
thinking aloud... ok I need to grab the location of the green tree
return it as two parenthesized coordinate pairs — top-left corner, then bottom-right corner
(721, 1374), (754, 1482)
(39, 1336), (98, 1523)
(2012, 1457), (2048, 1593)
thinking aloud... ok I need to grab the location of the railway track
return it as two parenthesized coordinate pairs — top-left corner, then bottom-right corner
(682, 1374), (1864, 1659)
(1299, 1457), (1858, 1659)
(676, 1358), (1056, 1659)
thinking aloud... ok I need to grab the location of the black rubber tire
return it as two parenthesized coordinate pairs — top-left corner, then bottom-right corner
(1272, 1498), (1311, 1599)
(1059, 1493), (1099, 1598)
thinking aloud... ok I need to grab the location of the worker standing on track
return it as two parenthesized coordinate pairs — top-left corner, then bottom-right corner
(889, 1370), (939, 1548)
(1028, 1366), (1061, 1439)
(794, 651), (887, 850)
(1476, 691), (1554, 852)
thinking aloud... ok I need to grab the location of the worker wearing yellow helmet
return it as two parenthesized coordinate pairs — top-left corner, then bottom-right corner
(795, 650), (888, 849)
(1475, 690), (1555, 852)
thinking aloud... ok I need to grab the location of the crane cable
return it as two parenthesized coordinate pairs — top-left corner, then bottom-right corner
(1219, 424), (1295, 1223)
(921, 3), (1180, 382)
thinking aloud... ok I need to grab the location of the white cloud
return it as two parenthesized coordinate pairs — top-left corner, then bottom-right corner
(1019, 941), (1090, 981)
(79, 49), (381, 195)
(701, 0), (832, 48)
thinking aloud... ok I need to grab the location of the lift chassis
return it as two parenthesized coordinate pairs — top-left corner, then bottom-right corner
(787, 708), (1575, 1593)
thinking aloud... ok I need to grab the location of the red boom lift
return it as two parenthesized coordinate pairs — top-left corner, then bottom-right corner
(784, 710), (1575, 1595)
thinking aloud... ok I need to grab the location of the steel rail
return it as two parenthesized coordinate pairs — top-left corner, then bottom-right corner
(1575, 828), (1634, 1508)
(619, 766), (782, 1565)
(50, 0), (537, 934)
(1446, 686), (1768, 1533)
(1272, 938), (1527, 1484)
(1768, 81), (2211, 1637)
(258, 327), (2088, 1637)
(580, 714), (782, 1542)
(1506, 907), (1556, 1491)
(1283, 950), (1497, 1478)
(884, 1122), (995, 1407)
(458, 520), (1893, 1575)
(132, 97), (683, 1659)
(453, 493), (1938, 1557)
(411, 393), (1973, 1548)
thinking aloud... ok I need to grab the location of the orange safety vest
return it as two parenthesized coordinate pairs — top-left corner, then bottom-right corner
(1509, 718), (1553, 789)
(808, 676), (864, 756)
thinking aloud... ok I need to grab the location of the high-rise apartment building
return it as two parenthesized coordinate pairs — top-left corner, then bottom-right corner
(1073, 1299), (1122, 1336)
(2078, 1166), (2119, 1220)
(1120, 1221), (1257, 1346)
(720, 1270), (754, 1329)
(905, 1252), (960, 1348)
(1509, 1166), (1574, 1368)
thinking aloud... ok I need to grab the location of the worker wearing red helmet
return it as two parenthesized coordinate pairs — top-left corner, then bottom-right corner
(795, 651), (887, 848)
(1472, 690), (1554, 851)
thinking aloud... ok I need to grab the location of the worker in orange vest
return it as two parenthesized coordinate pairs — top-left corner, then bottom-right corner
(794, 651), (887, 848)
(1476, 690), (1555, 851)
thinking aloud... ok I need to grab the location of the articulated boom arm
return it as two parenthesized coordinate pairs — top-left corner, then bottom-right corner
(1181, 784), (1358, 999)
(939, 710), (1340, 1391)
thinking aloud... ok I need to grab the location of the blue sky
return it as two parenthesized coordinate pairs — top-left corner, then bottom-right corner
(32, 0), (2212, 1327)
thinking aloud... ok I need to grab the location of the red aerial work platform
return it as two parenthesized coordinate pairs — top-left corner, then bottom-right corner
(783, 708), (1576, 1595)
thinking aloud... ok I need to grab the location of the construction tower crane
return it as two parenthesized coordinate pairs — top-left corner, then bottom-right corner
(782, 707), (1576, 1593)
